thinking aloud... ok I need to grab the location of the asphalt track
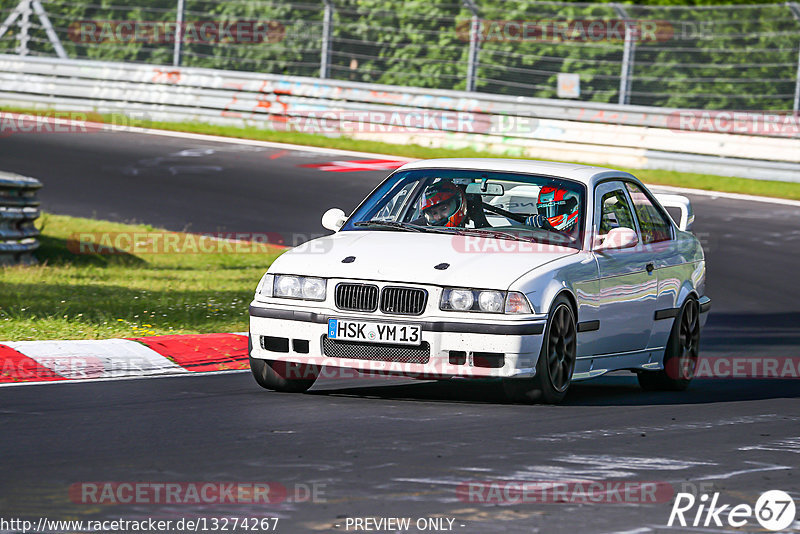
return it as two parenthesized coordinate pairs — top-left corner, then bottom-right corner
(1, 130), (799, 533)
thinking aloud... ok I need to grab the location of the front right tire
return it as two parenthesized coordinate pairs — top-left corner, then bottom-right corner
(248, 336), (319, 393)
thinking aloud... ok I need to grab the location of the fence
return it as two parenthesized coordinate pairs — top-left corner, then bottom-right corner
(1, 0), (799, 111)
(0, 171), (41, 265)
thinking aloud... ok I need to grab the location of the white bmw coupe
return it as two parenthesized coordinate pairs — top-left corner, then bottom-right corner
(249, 159), (710, 403)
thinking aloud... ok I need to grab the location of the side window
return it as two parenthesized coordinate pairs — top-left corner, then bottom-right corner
(599, 189), (636, 234)
(625, 182), (673, 243)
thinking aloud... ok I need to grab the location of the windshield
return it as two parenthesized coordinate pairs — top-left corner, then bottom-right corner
(342, 169), (586, 249)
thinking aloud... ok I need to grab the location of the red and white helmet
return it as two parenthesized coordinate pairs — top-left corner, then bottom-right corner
(537, 186), (580, 231)
(420, 181), (467, 227)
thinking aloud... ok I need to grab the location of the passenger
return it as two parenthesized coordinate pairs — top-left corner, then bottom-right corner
(526, 186), (580, 235)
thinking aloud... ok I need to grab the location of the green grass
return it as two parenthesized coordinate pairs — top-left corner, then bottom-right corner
(0, 213), (283, 341)
(4, 105), (800, 201)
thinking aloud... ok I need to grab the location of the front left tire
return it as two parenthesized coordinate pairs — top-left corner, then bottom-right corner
(503, 295), (577, 404)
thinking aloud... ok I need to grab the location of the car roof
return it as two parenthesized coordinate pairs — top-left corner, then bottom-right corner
(397, 158), (640, 188)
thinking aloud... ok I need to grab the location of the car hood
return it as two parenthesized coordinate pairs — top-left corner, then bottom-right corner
(269, 231), (578, 289)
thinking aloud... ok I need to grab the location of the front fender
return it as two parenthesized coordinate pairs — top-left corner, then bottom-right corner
(514, 252), (597, 319)
(678, 259), (706, 310)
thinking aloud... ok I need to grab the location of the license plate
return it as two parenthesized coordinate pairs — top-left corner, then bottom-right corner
(327, 319), (421, 346)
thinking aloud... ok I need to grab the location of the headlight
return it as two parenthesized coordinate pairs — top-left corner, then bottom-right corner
(441, 288), (530, 314)
(255, 273), (273, 298)
(478, 291), (504, 313)
(275, 275), (302, 298)
(448, 289), (474, 311)
(273, 275), (326, 301)
(302, 277), (327, 300)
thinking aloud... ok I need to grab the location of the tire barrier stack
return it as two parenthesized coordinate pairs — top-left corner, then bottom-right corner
(0, 171), (42, 266)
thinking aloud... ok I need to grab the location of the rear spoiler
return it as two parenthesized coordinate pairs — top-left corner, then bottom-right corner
(654, 194), (694, 232)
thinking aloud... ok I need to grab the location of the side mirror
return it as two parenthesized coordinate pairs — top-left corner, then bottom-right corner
(321, 208), (347, 232)
(594, 227), (638, 252)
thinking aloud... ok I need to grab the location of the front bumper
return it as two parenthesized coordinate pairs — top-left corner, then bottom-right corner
(248, 303), (547, 379)
(698, 295), (711, 329)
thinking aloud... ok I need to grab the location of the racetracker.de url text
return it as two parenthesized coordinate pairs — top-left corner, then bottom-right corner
(0, 517), (280, 533)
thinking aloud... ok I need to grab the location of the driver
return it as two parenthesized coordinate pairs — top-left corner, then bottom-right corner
(526, 186), (580, 233)
(419, 181), (467, 227)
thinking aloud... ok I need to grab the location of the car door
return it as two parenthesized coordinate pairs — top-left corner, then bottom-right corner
(624, 181), (682, 350)
(591, 181), (658, 355)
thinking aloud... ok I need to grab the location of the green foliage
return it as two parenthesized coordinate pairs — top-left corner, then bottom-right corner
(0, 0), (798, 109)
(0, 213), (282, 341)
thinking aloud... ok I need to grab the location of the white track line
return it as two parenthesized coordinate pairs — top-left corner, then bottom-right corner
(117, 124), (800, 208)
(5, 338), (187, 379)
(0, 335), (253, 387)
(0, 368), (249, 388)
(693, 462), (792, 481)
(9, 113), (798, 206)
(105, 123), (417, 161)
(3, 112), (415, 161)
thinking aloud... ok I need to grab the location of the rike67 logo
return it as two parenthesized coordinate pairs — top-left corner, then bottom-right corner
(668, 490), (796, 531)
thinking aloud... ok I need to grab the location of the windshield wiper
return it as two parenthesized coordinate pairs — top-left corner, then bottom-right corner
(355, 222), (534, 242)
(354, 221), (467, 235)
(353, 221), (425, 232)
(451, 228), (536, 243)
(353, 221), (574, 245)
(456, 227), (578, 246)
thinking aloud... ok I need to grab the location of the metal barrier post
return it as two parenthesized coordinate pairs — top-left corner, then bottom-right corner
(463, 0), (480, 92)
(173, 0), (185, 67)
(613, 3), (635, 106)
(16, 0), (31, 56)
(0, 172), (42, 266)
(0, 3), (24, 41)
(320, 0), (333, 78)
(789, 2), (800, 113)
(31, 0), (66, 58)
(0, 0), (66, 58)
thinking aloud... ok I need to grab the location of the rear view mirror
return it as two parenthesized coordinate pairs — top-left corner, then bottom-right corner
(321, 208), (347, 232)
(465, 182), (505, 196)
(594, 227), (638, 252)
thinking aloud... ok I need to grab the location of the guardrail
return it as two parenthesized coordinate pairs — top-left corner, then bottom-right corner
(0, 171), (41, 265)
(1, 55), (799, 182)
(1, 0), (798, 111)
